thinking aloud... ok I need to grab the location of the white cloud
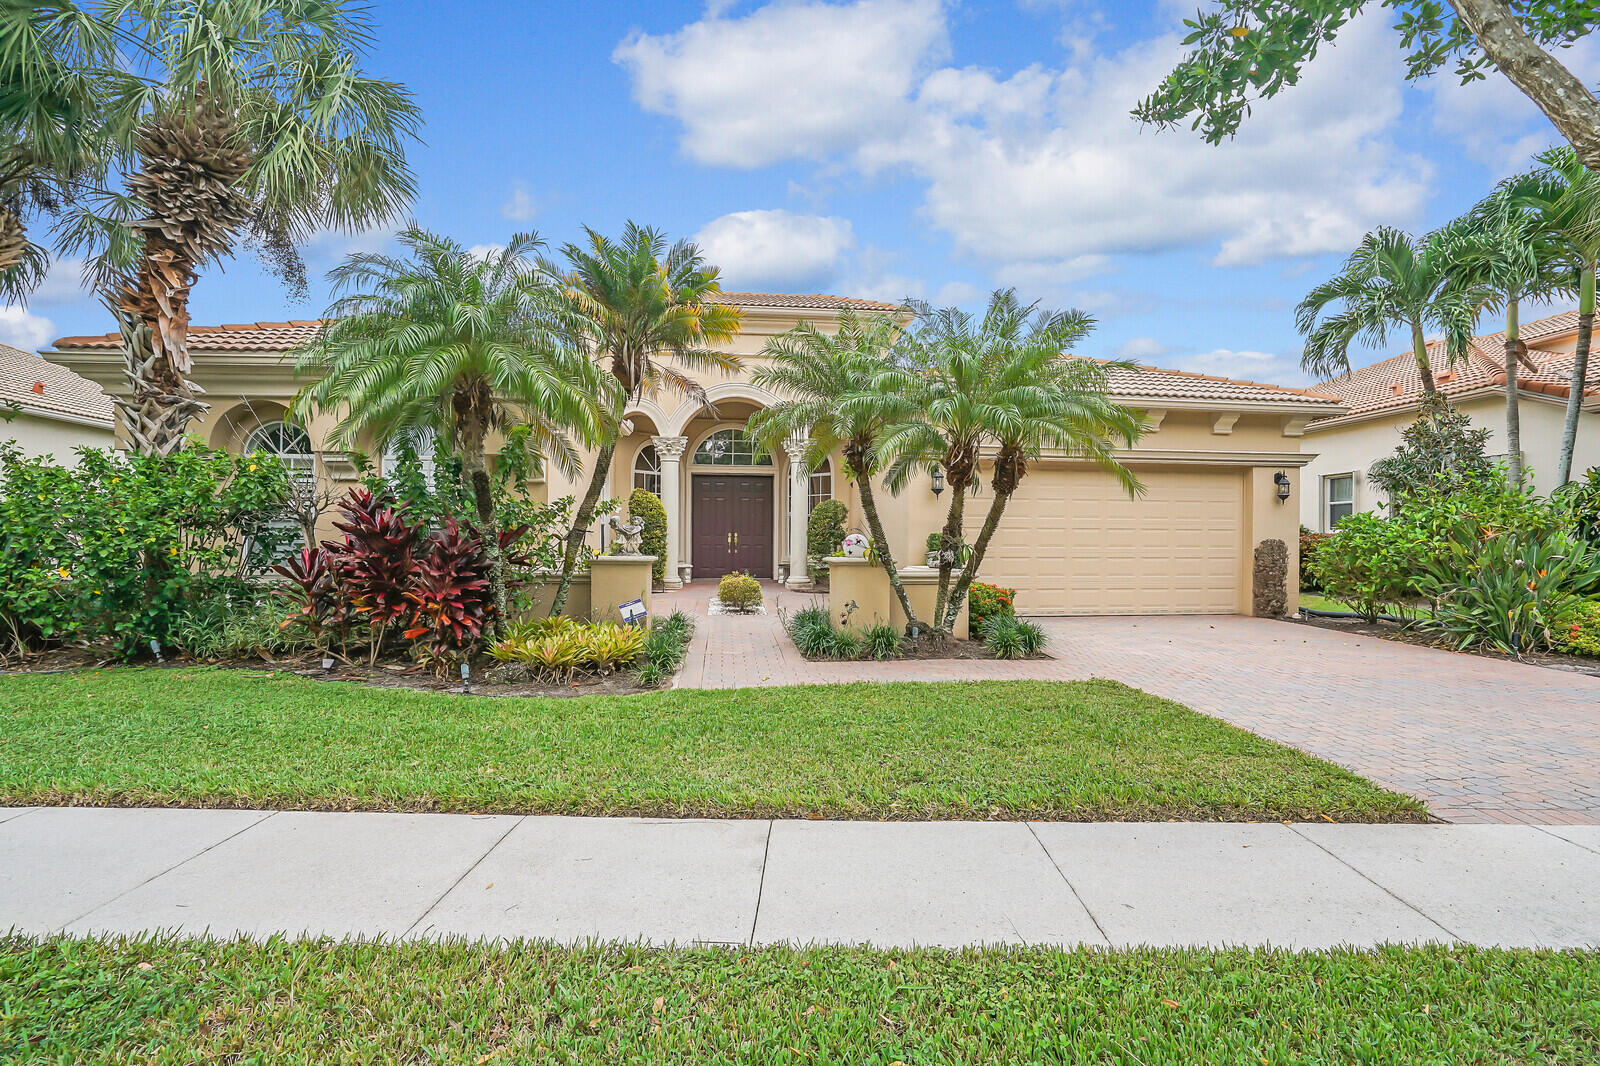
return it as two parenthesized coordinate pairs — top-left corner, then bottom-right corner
(467, 243), (506, 262)
(838, 244), (925, 304)
(695, 209), (855, 290)
(615, 0), (946, 168)
(29, 258), (91, 305)
(1175, 346), (1311, 387)
(1112, 336), (1175, 362)
(501, 184), (538, 222)
(0, 307), (57, 352)
(618, 4), (1430, 277)
(933, 280), (982, 306)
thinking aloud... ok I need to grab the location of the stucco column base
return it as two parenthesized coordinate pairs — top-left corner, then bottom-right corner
(589, 555), (657, 626)
(894, 565), (969, 640)
(821, 559), (968, 639)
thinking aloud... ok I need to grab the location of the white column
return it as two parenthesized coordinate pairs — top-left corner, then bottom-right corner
(783, 435), (811, 588)
(652, 435), (688, 588)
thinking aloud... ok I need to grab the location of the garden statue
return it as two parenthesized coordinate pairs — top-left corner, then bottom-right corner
(841, 532), (869, 558)
(607, 514), (646, 554)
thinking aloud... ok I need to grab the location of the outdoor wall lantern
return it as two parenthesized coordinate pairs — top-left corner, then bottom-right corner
(931, 465), (945, 497)
(1274, 470), (1291, 503)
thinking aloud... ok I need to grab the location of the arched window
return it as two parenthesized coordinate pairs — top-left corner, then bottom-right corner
(382, 427), (436, 490)
(693, 428), (771, 466)
(243, 421), (314, 565)
(633, 444), (662, 496)
(808, 456), (833, 513)
(244, 421), (315, 486)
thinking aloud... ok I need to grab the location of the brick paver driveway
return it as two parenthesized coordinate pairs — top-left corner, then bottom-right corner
(669, 582), (1600, 825)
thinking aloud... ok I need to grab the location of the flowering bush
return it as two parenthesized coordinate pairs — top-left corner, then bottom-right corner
(968, 581), (1015, 633)
(1417, 529), (1600, 654)
(0, 444), (289, 658)
(1550, 598), (1600, 656)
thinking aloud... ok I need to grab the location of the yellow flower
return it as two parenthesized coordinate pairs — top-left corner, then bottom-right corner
(56, 567), (69, 579)
(248, 463), (257, 472)
(169, 546), (179, 556)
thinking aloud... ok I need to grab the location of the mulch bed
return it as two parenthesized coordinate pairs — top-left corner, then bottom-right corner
(1289, 612), (1600, 677)
(0, 646), (664, 698)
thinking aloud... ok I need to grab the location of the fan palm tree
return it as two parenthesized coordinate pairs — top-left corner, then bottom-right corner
(540, 222), (742, 616)
(59, 0), (420, 456)
(1297, 227), (1478, 395)
(291, 228), (612, 633)
(0, 0), (110, 302)
(886, 292), (1144, 633)
(1441, 189), (1570, 486)
(1506, 146), (1600, 485)
(746, 312), (925, 631)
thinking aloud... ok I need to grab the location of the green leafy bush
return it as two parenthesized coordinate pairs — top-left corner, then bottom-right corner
(489, 619), (648, 679)
(806, 499), (848, 586)
(1306, 513), (1426, 622)
(170, 597), (301, 661)
(1417, 529), (1600, 653)
(717, 572), (763, 611)
(0, 444), (290, 658)
(860, 623), (904, 660)
(1554, 467), (1600, 545)
(967, 581), (1016, 633)
(787, 606), (834, 657)
(1367, 393), (1496, 506)
(637, 610), (694, 687)
(1550, 598), (1600, 656)
(785, 605), (901, 661)
(1299, 528), (1330, 591)
(628, 488), (669, 586)
(982, 614), (1047, 658)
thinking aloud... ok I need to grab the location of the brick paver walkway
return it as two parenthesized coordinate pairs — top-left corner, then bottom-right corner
(666, 582), (1600, 826)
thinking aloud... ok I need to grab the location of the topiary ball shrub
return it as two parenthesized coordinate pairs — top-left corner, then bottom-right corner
(717, 572), (763, 612)
(967, 581), (1016, 634)
(806, 499), (848, 587)
(628, 488), (668, 587)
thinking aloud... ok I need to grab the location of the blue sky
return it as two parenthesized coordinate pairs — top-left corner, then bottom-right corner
(7, 0), (1597, 386)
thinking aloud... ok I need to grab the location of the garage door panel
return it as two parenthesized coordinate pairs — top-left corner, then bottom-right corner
(967, 466), (1242, 615)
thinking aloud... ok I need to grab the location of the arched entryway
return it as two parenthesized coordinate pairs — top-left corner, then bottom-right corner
(688, 426), (775, 578)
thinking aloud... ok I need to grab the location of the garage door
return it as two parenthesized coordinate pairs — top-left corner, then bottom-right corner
(966, 465), (1243, 615)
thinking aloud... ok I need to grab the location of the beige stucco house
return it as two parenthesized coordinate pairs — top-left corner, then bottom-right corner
(0, 342), (115, 465)
(1302, 309), (1600, 532)
(46, 291), (1337, 616)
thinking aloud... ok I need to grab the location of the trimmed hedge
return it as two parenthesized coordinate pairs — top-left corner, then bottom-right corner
(629, 488), (667, 587)
(806, 499), (848, 586)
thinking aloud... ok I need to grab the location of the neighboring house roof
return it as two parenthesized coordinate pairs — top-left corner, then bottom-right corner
(50, 293), (908, 353)
(0, 342), (113, 426)
(1097, 360), (1343, 408)
(1309, 308), (1598, 428)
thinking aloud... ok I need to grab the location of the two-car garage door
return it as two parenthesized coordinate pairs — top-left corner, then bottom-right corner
(966, 465), (1244, 615)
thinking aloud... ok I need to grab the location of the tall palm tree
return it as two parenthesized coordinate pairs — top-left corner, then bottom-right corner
(1297, 227), (1477, 395)
(1442, 189), (1569, 486)
(1506, 146), (1600, 485)
(883, 289), (1136, 630)
(291, 228), (611, 633)
(746, 312), (925, 631)
(60, 0), (420, 456)
(540, 222), (742, 616)
(0, 0), (109, 302)
(886, 292), (1144, 633)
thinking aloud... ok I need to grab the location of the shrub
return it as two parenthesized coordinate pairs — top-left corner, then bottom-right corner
(982, 614), (1047, 659)
(822, 627), (862, 659)
(1418, 529), (1600, 653)
(629, 488), (668, 586)
(860, 622), (904, 660)
(1550, 598), (1600, 656)
(170, 597), (300, 661)
(1299, 528), (1330, 591)
(637, 610), (694, 687)
(489, 620), (648, 679)
(0, 444), (290, 659)
(1307, 513), (1426, 622)
(717, 572), (763, 611)
(1367, 393), (1496, 506)
(403, 520), (495, 673)
(1555, 467), (1600, 545)
(968, 581), (1016, 633)
(787, 606), (834, 657)
(806, 499), (848, 586)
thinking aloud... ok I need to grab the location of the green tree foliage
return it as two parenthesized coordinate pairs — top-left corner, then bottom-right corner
(805, 498), (848, 586)
(0, 443), (289, 657)
(628, 488), (668, 586)
(1366, 394), (1496, 506)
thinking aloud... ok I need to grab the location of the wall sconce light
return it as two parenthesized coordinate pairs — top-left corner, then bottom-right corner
(1274, 470), (1291, 503)
(931, 465), (945, 497)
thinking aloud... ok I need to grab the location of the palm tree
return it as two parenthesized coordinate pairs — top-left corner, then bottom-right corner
(746, 313), (925, 631)
(1298, 227), (1477, 394)
(60, 0), (420, 456)
(1441, 189), (1569, 486)
(0, 0), (109, 302)
(1506, 146), (1600, 485)
(291, 228), (611, 633)
(540, 222), (742, 616)
(886, 292), (1144, 633)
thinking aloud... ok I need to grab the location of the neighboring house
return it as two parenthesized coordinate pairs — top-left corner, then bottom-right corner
(1302, 309), (1600, 532)
(0, 342), (115, 465)
(45, 293), (1339, 616)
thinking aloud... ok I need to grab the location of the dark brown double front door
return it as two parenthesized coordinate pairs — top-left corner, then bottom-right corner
(691, 474), (773, 578)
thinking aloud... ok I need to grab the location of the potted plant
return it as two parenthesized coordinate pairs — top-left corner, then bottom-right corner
(925, 532), (941, 568)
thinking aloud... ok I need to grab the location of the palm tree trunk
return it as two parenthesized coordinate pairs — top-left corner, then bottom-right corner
(460, 437), (506, 639)
(943, 482), (1009, 633)
(931, 482), (966, 633)
(1504, 296), (1524, 486)
(1558, 266), (1594, 485)
(550, 440), (615, 616)
(1412, 319), (1437, 395)
(0, 205), (27, 274)
(847, 456), (919, 632)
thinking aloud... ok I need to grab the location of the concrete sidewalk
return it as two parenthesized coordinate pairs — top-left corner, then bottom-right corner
(2, 807), (1596, 950)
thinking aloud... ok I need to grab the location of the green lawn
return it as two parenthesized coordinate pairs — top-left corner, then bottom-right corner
(4, 937), (1596, 1063)
(0, 668), (1423, 821)
(1298, 592), (1357, 613)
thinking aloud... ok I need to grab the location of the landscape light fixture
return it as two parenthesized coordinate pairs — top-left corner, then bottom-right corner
(1274, 470), (1291, 503)
(931, 465), (945, 497)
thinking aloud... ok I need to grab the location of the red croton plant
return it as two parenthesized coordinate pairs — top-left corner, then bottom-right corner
(274, 488), (508, 672)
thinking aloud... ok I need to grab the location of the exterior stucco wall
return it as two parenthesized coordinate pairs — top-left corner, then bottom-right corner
(1, 411), (115, 466)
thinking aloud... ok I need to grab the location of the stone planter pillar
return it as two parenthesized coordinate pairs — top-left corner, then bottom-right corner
(894, 565), (969, 640)
(590, 555), (657, 625)
(823, 556), (892, 630)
